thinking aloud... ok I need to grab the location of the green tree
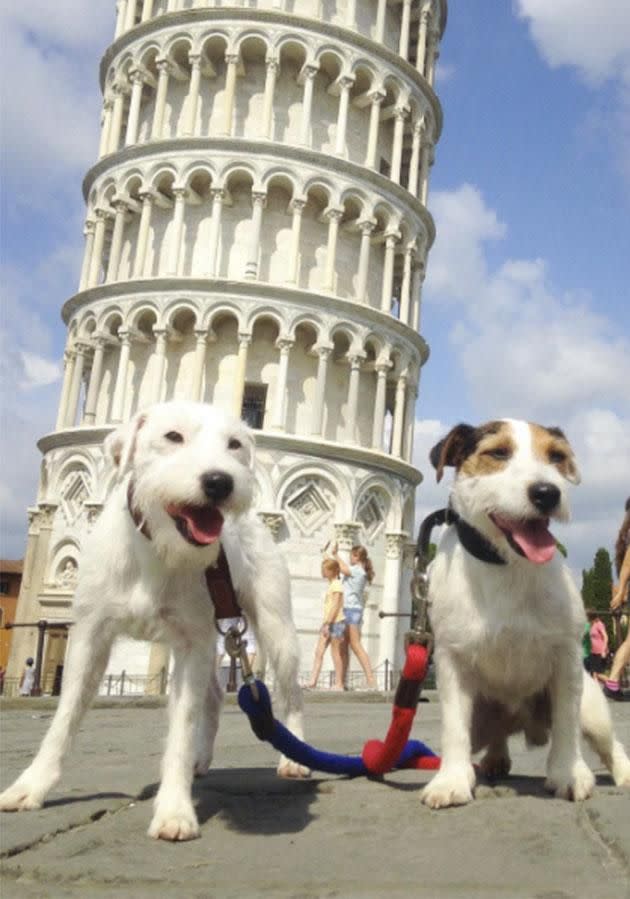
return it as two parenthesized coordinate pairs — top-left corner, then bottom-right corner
(581, 548), (613, 612)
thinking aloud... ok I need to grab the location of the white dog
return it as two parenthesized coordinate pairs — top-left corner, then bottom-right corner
(0, 401), (307, 840)
(421, 418), (630, 809)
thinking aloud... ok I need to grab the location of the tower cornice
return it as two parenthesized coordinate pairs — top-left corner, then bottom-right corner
(99, 7), (443, 140)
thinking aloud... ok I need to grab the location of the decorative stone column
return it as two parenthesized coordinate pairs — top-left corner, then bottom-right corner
(322, 208), (343, 292)
(191, 330), (209, 402)
(151, 58), (170, 139)
(375, 0), (387, 43)
(140, 0), (154, 22)
(416, 7), (431, 76)
(380, 231), (399, 313)
(123, 0), (137, 31)
(222, 53), (239, 137)
(298, 65), (318, 146)
(411, 262), (425, 331)
(55, 350), (76, 431)
(79, 220), (96, 291)
(390, 105), (409, 185)
(166, 188), (187, 276)
(426, 30), (440, 87)
(271, 338), (293, 430)
(403, 381), (418, 463)
(398, 242), (414, 325)
(65, 342), (89, 428)
(110, 330), (133, 424)
(83, 334), (109, 425)
(372, 362), (390, 449)
(311, 344), (332, 437)
(398, 0), (413, 59)
(98, 97), (113, 158)
(288, 197), (306, 284)
(334, 76), (354, 157)
(108, 83), (127, 154)
(334, 521), (362, 553)
(232, 333), (252, 417)
(133, 190), (155, 278)
(419, 142), (434, 206)
(87, 209), (110, 288)
(365, 90), (385, 169)
(407, 117), (425, 198)
(106, 198), (129, 282)
(379, 531), (408, 665)
(345, 354), (363, 444)
(244, 191), (267, 279)
(355, 219), (375, 302)
(125, 68), (145, 146)
(261, 57), (279, 139)
(391, 373), (407, 458)
(207, 188), (225, 277)
(151, 328), (168, 404)
(183, 54), (202, 137)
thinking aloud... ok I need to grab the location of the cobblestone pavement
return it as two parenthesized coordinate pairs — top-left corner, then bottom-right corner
(1, 693), (630, 899)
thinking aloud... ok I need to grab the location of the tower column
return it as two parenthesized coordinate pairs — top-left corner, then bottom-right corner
(380, 231), (398, 313)
(419, 142), (434, 206)
(191, 330), (209, 402)
(83, 336), (109, 425)
(98, 98), (114, 157)
(183, 54), (202, 137)
(426, 31), (440, 87)
(398, 243), (414, 326)
(334, 76), (354, 157)
(288, 197), (306, 284)
(411, 262), (425, 331)
(244, 191), (267, 279)
(151, 58), (170, 139)
(106, 199), (129, 283)
(416, 7), (431, 76)
(262, 58), (279, 139)
(271, 338), (294, 431)
(79, 220), (96, 291)
(407, 117), (425, 198)
(207, 188), (224, 277)
(166, 188), (187, 276)
(232, 333), (252, 417)
(398, 0), (413, 59)
(379, 533), (407, 666)
(390, 106), (409, 185)
(403, 381), (418, 462)
(345, 354), (363, 444)
(355, 219), (375, 302)
(65, 343), (88, 429)
(108, 84), (127, 154)
(115, 0), (127, 39)
(125, 69), (145, 145)
(372, 363), (390, 449)
(111, 330), (133, 424)
(87, 209), (110, 289)
(323, 208), (343, 292)
(222, 53), (239, 137)
(298, 65), (318, 146)
(375, 0), (387, 43)
(55, 350), (76, 431)
(140, 0), (154, 22)
(365, 90), (385, 169)
(311, 345), (332, 437)
(151, 329), (168, 404)
(123, 0), (137, 31)
(391, 373), (408, 458)
(134, 190), (155, 278)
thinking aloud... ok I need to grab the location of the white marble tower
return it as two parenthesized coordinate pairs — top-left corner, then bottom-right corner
(9, 0), (447, 688)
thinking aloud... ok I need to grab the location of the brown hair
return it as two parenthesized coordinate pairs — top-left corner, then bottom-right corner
(322, 558), (340, 579)
(615, 499), (630, 577)
(351, 545), (375, 583)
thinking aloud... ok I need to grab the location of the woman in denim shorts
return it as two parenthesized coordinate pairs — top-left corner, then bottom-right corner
(332, 544), (377, 690)
(306, 558), (346, 690)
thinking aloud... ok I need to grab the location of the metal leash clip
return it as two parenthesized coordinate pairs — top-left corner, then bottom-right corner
(406, 552), (432, 652)
(224, 623), (259, 701)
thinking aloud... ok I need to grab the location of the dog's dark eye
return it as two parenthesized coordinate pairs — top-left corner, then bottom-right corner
(228, 438), (242, 450)
(549, 450), (567, 464)
(484, 447), (511, 460)
(164, 431), (184, 444)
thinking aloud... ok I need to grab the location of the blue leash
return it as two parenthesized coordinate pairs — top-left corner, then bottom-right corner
(238, 679), (436, 776)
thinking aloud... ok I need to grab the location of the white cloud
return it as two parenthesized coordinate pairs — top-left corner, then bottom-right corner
(422, 184), (629, 570)
(515, 0), (630, 85)
(20, 352), (61, 390)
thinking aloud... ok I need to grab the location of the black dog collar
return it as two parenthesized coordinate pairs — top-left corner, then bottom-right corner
(416, 506), (506, 566)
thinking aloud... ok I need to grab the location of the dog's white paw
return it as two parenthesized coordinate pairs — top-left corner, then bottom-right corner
(148, 803), (200, 841)
(277, 757), (311, 779)
(545, 760), (594, 801)
(0, 778), (47, 812)
(611, 752), (630, 788)
(421, 766), (475, 809)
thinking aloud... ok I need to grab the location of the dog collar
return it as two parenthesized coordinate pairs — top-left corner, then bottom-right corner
(126, 479), (243, 617)
(416, 506), (507, 566)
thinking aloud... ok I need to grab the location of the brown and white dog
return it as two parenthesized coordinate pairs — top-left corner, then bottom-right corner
(421, 418), (630, 809)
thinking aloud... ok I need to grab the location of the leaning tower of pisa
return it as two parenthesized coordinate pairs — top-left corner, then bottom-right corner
(9, 0), (447, 688)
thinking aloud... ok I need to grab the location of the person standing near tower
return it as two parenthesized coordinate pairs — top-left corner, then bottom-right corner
(331, 544), (377, 690)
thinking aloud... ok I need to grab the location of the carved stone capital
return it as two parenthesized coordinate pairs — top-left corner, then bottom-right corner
(334, 521), (362, 551)
(83, 501), (103, 527)
(257, 511), (284, 540)
(37, 502), (58, 528)
(385, 531), (408, 561)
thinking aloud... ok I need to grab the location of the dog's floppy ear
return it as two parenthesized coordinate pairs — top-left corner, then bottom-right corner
(104, 411), (147, 478)
(430, 424), (478, 483)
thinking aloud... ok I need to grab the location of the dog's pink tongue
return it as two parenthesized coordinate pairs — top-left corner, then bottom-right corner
(507, 519), (556, 564)
(174, 505), (224, 545)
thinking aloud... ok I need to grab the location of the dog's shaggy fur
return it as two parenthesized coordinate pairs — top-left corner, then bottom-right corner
(0, 401), (307, 840)
(421, 418), (630, 809)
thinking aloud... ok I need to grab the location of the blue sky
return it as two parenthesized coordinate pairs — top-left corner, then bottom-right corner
(1, 1), (629, 575)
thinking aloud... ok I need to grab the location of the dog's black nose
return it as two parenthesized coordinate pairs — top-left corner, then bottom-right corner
(201, 471), (233, 503)
(528, 481), (561, 514)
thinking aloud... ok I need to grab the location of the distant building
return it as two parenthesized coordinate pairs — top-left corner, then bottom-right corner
(9, 0), (447, 687)
(0, 560), (22, 671)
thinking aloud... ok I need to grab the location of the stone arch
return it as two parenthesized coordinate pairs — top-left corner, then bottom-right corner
(353, 478), (394, 543)
(47, 539), (81, 591)
(277, 464), (351, 537)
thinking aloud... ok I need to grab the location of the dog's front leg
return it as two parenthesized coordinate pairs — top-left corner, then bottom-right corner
(149, 645), (210, 841)
(545, 645), (594, 801)
(421, 649), (476, 809)
(193, 667), (223, 777)
(0, 617), (114, 812)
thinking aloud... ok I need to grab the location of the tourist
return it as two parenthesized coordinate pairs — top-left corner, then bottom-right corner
(306, 559), (346, 690)
(602, 498), (630, 700)
(331, 543), (377, 690)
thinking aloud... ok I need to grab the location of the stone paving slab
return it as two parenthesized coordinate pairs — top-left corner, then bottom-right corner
(1, 697), (630, 898)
